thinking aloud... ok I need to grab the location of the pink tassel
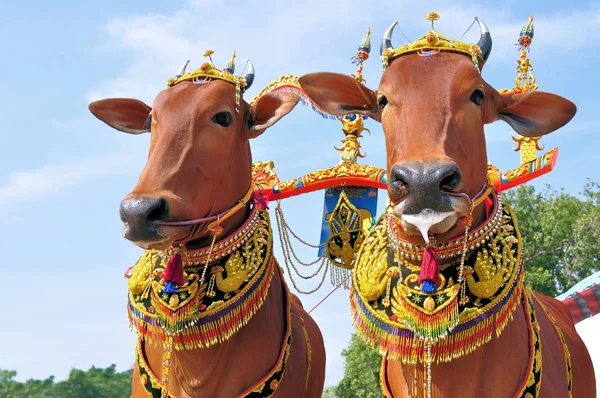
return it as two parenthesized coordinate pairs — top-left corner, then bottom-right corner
(419, 247), (441, 293)
(161, 253), (185, 286)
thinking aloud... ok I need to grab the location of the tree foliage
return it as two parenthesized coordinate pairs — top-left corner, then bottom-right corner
(0, 365), (132, 398)
(325, 334), (383, 398)
(504, 180), (600, 296)
(327, 181), (600, 396)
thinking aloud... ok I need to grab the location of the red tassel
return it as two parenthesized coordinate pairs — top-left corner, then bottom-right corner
(419, 247), (441, 285)
(252, 190), (269, 211)
(161, 253), (185, 286)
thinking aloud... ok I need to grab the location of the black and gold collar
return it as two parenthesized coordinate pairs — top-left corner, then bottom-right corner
(135, 267), (294, 398)
(127, 210), (274, 350)
(350, 202), (524, 364)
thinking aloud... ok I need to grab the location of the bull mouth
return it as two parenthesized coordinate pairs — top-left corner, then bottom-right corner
(122, 223), (188, 250)
(390, 192), (471, 242)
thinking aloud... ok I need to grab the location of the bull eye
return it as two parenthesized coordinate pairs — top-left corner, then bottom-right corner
(378, 94), (388, 109)
(469, 89), (485, 106)
(212, 111), (232, 127)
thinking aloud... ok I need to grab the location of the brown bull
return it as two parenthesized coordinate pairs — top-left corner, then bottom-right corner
(89, 57), (325, 397)
(299, 16), (595, 398)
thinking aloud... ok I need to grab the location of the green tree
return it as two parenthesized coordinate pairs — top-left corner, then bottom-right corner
(328, 334), (383, 398)
(504, 180), (600, 296)
(0, 365), (132, 398)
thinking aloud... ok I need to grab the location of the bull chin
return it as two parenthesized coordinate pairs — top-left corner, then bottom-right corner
(392, 195), (471, 244)
(398, 211), (458, 241)
(122, 225), (182, 251)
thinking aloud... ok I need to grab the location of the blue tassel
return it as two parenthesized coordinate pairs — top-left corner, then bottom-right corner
(421, 280), (437, 294)
(164, 281), (178, 294)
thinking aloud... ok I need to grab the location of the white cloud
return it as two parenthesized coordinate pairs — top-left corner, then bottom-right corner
(0, 154), (133, 204)
(86, 0), (375, 103)
(85, 1), (600, 104)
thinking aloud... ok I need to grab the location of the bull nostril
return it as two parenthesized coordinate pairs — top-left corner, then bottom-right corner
(439, 165), (461, 192)
(120, 197), (170, 225)
(440, 173), (460, 191)
(148, 199), (169, 222)
(391, 177), (408, 189)
(390, 165), (410, 192)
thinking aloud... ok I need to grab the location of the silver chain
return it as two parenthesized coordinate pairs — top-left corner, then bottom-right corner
(273, 202), (330, 294)
(275, 203), (327, 248)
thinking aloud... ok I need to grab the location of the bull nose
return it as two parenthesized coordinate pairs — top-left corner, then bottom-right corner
(389, 161), (461, 213)
(390, 161), (461, 193)
(119, 197), (169, 241)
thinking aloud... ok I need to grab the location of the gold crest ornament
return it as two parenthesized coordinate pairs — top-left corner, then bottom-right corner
(507, 15), (544, 165)
(380, 12), (491, 73)
(167, 50), (256, 113)
(247, 27), (382, 294)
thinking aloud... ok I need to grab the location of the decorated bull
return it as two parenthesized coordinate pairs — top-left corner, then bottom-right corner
(89, 52), (326, 398)
(298, 12), (594, 398)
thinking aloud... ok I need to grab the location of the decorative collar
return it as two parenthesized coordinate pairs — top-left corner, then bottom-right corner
(127, 209), (274, 350)
(378, 287), (543, 398)
(135, 266), (295, 398)
(350, 200), (524, 364)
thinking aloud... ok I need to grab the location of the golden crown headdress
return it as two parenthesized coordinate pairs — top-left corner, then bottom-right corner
(380, 11), (492, 73)
(166, 50), (256, 112)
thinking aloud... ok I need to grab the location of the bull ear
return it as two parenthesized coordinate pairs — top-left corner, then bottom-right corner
(298, 72), (380, 121)
(495, 91), (577, 137)
(248, 91), (299, 139)
(89, 98), (152, 134)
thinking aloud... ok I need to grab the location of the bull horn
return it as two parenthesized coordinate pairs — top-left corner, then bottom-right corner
(380, 21), (398, 56)
(175, 60), (190, 79)
(474, 17), (492, 63)
(244, 60), (255, 90)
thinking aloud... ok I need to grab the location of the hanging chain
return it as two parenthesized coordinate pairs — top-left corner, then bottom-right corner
(276, 207), (324, 267)
(275, 202), (327, 249)
(272, 201), (332, 294)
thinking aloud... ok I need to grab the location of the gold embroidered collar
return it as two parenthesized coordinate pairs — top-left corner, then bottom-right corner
(126, 209), (274, 350)
(350, 199), (524, 364)
(135, 267), (295, 398)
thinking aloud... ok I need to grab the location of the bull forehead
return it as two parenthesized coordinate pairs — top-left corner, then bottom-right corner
(378, 54), (488, 162)
(152, 80), (240, 124)
(379, 53), (483, 106)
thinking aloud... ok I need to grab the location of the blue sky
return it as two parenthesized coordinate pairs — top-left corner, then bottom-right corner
(1, 0), (599, 389)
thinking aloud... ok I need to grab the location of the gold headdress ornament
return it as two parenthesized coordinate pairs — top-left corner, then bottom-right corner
(324, 27), (377, 287)
(337, 26), (372, 163)
(509, 15), (542, 165)
(380, 11), (492, 73)
(166, 50), (256, 113)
